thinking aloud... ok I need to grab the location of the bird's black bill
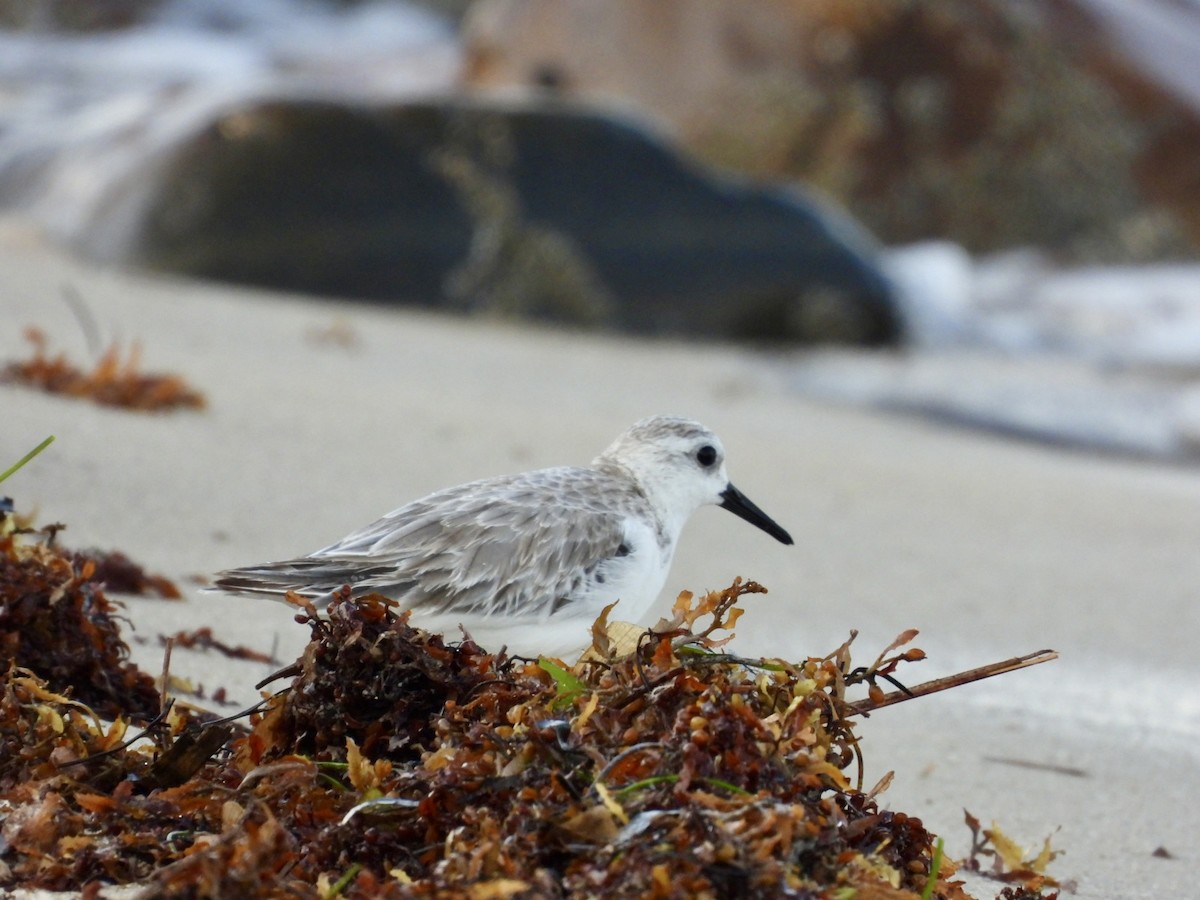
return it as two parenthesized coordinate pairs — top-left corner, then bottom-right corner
(719, 484), (794, 545)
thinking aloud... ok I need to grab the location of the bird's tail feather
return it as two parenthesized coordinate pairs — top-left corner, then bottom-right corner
(207, 557), (382, 603)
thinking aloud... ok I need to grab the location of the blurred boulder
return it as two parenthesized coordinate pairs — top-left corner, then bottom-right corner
(96, 97), (900, 345)
(0, 0), (160, 30)
(463, 0), (1197, 262)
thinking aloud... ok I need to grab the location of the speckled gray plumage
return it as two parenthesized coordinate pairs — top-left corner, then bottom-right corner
(215, 466), (650, 622)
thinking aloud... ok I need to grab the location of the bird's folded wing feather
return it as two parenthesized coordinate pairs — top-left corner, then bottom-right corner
(214, 467), (645, 622)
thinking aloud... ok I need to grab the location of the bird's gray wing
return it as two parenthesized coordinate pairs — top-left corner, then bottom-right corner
(212, 467), (644, 622)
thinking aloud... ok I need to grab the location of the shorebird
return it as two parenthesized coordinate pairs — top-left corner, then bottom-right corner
(212, 415), (793, 657)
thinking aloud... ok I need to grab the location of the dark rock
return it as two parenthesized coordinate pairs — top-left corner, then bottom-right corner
(102, 97), (899, 345)
(0, 0), (161, 31)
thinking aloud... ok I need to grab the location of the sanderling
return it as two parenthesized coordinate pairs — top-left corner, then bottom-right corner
(212, 415), (793, 657)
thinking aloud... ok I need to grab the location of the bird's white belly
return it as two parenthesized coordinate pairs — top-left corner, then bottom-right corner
(413, 610), (598, 660)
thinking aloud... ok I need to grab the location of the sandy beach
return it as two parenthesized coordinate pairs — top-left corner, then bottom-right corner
(4, 217), (1199, 898)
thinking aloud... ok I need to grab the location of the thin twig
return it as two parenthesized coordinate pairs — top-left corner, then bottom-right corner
(160, 637), (174, 717)
(844, 649), (1058, 716)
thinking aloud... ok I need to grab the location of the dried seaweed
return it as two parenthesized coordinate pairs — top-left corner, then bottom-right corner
(162, 627), (276, 663)
(961, 810), (1070, 895)
(0, 499), (1061, 898)
(2, 327), (205, 411)
(74, 548), (183, 599)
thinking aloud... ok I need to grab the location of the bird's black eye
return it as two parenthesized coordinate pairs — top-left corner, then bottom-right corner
(696, 445), (718, 467)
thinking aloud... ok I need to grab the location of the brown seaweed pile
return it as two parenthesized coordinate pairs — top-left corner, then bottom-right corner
(0, 504), (1061, 898)
(0, 523), (161, 722)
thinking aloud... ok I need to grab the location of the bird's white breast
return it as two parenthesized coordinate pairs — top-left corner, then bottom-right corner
(568, 514), (672, 627)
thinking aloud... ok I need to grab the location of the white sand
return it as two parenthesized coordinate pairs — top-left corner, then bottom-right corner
(3, 218), (1198, 898)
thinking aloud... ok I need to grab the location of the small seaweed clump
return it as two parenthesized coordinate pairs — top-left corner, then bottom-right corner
(74, 547), (183, 599)
(0, 502), (1060, 897)
(2, 327), (206, 411)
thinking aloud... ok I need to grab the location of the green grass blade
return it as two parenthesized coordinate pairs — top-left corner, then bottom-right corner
(0, 435), (55, 485)
(324, 862), (362, 898)
(921, 836), (944, 899)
